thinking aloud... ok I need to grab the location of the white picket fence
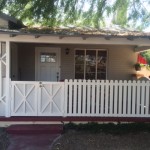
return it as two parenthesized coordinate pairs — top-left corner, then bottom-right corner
(64, 80), (150, 117)
(7, 80), (150, 117)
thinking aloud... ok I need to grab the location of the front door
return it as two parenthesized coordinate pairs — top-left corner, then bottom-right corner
(35, 47), (60, 81)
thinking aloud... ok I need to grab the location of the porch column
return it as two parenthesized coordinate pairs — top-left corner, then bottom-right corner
(0, 42), (3, 115)
(6, 41), (11, 117)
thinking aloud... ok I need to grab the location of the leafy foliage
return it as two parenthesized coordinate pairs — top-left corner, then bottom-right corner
(0, 0), (150, 29)
(112, 0), (129, 26)
(141, 50), (150, 65)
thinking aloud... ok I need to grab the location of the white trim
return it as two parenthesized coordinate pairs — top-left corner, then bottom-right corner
(6, 41), (10, 117)
(0, 34), (150, 46)
(0, 42), (2, 101)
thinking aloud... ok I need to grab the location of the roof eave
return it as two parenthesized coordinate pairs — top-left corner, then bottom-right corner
(0, 30), (150, 39)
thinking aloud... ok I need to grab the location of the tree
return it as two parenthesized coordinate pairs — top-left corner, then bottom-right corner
(112, 0), (129, 26)
(0, 0), (150, 30)
(141, 50), (150, 65)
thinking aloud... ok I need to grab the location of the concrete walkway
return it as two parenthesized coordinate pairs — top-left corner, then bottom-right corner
(7, 134), (60, 150)
(6, 124), (63, 149)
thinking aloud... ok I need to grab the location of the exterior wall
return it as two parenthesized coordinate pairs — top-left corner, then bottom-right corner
(60, 46), (75, 80)
(17, 44), (35, 81)
(61, 45), (137, 80)
(11, 43), (137, 81)
(107, 45), (137, 80)
(11, 43), (18, 80)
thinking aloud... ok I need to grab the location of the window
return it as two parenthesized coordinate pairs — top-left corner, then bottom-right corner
(40, 52), (56, 63)
(75, 49), (107, 80)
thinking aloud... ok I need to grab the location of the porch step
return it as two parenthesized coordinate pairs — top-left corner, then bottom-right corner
(6, 124), (63, 134)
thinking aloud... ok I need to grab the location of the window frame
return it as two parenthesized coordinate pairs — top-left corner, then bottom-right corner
(74, 48), (108, 80)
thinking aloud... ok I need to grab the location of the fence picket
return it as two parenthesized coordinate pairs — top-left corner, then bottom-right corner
(96, 80), (100, 115)
(100, 80), (104, 115)
(109, 80), (113, 116)
(141, 81), (145, 116)
(127, 81), (131, 116)
(91, 80), (95, 114)
(118, 80), (123, 116)
(69, 79), (73, 115)
(123, 80), (127, 115)
(132, 81), (136, 115)
(114, 80), (118, 115)
(145, 81), (150, 116)
(87, 80), (91, 115)
(136, 81), (141, 115)
(82, 80), (86, 115)
(64, 80), (68, 116)
(73, 80), (77, 115)
(105, 80), (109, 115)
(78, 80), (82, 115)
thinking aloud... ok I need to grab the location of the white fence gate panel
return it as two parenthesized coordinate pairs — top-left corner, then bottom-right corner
(11, 82), (38, 116)
(38, 82), (64, 116)
(11, 81), (64, 116)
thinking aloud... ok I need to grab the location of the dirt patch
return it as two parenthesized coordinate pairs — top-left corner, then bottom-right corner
(52, 123), (150, 150)
(52, 130), (150, 150)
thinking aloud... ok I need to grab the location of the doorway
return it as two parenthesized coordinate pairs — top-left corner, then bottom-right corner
(35, 47), (60, 81)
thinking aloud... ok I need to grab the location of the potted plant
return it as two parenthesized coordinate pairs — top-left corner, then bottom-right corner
(134, 63), (141, 71)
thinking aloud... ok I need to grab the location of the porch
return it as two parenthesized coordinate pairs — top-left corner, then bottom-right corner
(0, 36), (150, 120)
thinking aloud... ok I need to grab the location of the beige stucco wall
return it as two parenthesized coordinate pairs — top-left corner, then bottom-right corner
(11, 43), (137, 81)
(107, 45), (137, 80)
(17, 44), (35, 81)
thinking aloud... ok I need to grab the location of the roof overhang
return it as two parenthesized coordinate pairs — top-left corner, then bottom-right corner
(0, 28), (150, 46)
(134, 46), (150, 52)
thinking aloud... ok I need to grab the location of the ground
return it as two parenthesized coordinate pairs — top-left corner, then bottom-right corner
(0, 128), (9, 150)
(52, 123), (150, 150)
(1, 123), (150, 150)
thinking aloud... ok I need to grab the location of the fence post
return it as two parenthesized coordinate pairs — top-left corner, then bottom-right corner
(64, 79), (68, 117)
(6, 41), (11, 117)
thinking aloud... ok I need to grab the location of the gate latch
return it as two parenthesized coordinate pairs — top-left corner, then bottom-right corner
(39, 82), (43, 88)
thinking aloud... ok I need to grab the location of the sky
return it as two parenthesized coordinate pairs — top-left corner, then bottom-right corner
(144, 27), (150, 32)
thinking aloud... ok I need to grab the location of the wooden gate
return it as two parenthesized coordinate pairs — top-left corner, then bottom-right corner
(11, 81), (64, 116)
(38, 82), (64, 116)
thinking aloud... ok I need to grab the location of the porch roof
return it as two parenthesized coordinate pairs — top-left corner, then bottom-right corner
(0, 26), (150, 39)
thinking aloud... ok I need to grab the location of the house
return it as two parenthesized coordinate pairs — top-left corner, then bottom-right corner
(0, 13), (150, 123)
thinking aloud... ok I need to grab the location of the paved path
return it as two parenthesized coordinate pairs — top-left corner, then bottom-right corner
(7, 134), (60, 150)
